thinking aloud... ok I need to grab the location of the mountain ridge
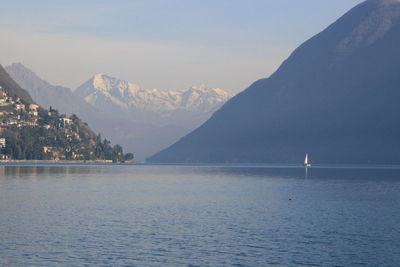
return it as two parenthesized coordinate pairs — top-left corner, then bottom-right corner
(75, 74), (234, 115)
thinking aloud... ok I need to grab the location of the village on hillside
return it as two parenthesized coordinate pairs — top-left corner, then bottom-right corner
(0, 85), (133, 162)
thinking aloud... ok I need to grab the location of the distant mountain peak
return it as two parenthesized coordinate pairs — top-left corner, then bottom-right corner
(5, 63), (51, 91)
(9, 62), (25, 68)
(0, 64), (34, 104)
(91, 73), (140, 93)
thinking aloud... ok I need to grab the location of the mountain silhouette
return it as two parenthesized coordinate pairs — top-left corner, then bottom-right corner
(148, 0), (400, 164)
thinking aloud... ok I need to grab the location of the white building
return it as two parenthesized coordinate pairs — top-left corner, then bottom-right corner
(61, 117), (72, 125)
(15, 104), (25, 111)
(0, 138), (6, 148)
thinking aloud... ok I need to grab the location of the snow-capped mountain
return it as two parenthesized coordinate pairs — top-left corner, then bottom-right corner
(75, 74), (233, 114)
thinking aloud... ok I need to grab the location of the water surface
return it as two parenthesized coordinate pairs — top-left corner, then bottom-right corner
(1, 164), (399, 266)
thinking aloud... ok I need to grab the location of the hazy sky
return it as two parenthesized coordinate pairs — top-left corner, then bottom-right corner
(0, 0), (364, 93)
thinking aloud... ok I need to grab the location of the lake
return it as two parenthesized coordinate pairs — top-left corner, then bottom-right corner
(1, 164), (400, 266)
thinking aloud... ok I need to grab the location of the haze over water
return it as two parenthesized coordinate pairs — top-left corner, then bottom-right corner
(1, 164), (399, 266)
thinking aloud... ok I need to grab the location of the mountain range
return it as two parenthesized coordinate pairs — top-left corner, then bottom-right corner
(148, 0), (400, 164)
(6, 63), (233, 161)
(76, 74), (232, 115)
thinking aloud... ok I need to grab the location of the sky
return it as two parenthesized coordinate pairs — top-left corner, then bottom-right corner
(0, 0), (364, 93)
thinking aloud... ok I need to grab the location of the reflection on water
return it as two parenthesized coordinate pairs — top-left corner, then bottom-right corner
(1, 164), (400, 266)
(0, 165), (90, 178)
(2, 163), (400, 180)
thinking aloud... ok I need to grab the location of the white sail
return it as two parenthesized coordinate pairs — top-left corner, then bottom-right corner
(304, 154), (310, 166)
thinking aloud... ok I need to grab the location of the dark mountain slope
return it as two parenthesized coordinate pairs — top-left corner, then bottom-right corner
(148, 0), (400, 164)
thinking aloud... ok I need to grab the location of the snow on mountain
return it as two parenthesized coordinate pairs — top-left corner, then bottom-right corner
(75, 74), (234, 114)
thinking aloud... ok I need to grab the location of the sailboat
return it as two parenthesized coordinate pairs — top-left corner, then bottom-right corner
(304, 153), (311, 167)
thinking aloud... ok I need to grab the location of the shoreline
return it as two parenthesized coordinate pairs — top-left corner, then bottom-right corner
(1, 161), (400, 169)
(0, 160), (134, 164)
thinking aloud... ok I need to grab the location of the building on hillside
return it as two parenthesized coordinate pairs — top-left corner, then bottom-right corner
(29, 104), (39, 117)
(29, 110), (38, 117)
(0, 90), (7, 99)
(14, 103), (25, 111)
(61, 117), (72, 125)
(43, 146), (53, 153)
(29, 104), (39, 111)
(0, 138), (6, 148)
(20, 121), (38, 127)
